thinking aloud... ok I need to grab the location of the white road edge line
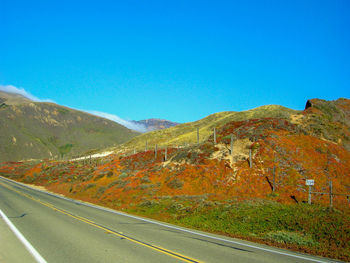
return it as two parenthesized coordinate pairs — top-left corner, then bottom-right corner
(0, 209), (47, 263)
(0, 176), (338, 263)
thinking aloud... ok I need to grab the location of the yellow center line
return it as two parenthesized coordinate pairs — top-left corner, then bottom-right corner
(0, 181), (203, 263)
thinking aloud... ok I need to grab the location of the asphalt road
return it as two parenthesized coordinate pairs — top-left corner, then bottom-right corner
(0, 176), (341, 263)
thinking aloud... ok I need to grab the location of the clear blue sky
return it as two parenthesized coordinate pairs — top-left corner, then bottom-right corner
(1, 0), (349, 123)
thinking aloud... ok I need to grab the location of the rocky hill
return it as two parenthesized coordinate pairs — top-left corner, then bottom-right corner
(0, 91), (139, 162)
(303, 98), (350, 151)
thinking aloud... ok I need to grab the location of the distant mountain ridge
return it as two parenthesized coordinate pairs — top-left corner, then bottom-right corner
(0, 91), (139, 162)
(132, 118), (179, 132)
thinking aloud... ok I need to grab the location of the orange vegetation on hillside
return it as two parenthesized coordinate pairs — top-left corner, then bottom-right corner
(1, 117), (349, 211)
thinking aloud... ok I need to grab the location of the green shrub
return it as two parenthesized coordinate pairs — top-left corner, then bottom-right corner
(119, 172), (130, 179)
(58, 108), (69, 115)
(85, 183), (96, 190)
(167, 178), (184, 189)
(264, 231), (318, 247)
(108, 179), (127, 188)
(96, 186), (107, 196)
(140, 175), (151, 183)
(93, 173), (105, 181)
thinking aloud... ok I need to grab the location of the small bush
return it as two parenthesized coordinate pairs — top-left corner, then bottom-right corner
(85, 183), (96, 190)
(108, 179), (128, 189)
(140, 176), (151, 183)
(140, 200), (158, 208)
(119, 172), (130, 179)
(167, 178), (184, 189)
(96, 186), (107, 196)
(108, 180), (120, 188)
(93, 173), (105, 181)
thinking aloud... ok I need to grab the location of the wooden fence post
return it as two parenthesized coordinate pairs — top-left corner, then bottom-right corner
(249, 148), (252, 168)
(165, 146), (167, 161)
(273, 166), (276, 192)
(214, 128), (216, 144)
(329, 181), (333, 208)
(155, 144), (158, 159)
(145, 140), (148, 152)
(197, 127), (199, 145)
(230, 134), (234, 156)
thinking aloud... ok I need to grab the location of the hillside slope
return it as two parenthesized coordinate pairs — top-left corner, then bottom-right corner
(302, 98), (350, 151)
(122, 105), (299, 151)
(0, 91), (139, 162)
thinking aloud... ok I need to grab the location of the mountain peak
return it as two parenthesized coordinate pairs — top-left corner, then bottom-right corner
(133, 118), (180, 132)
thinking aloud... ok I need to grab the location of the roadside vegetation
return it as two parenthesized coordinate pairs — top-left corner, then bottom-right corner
(129, 200), (349, 260)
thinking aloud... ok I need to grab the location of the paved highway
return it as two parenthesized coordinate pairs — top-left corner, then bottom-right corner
(0, 176), (341, 263)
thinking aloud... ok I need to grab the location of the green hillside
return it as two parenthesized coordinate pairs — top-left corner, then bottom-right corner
(0, 91), (139, 162)
(121, 105), (299, 150)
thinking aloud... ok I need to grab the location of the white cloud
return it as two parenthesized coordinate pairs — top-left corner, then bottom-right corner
(0, 84), (147, 132)
(0, 84), (55, 103)
(87, 110), (148, 133)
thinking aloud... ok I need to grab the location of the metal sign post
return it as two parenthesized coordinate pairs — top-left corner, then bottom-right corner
(306, 179), (314, 205)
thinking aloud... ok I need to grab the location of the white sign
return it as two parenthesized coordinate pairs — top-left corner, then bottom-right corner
(306, 179), (314, 186)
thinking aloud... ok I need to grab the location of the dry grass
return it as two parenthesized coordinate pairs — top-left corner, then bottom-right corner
(119, 105), (298, 152)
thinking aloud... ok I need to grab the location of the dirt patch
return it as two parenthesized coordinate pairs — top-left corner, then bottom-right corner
(210, 138), (251, 166)
(26, 183), (67, 198)
(290, 114), (304, 125)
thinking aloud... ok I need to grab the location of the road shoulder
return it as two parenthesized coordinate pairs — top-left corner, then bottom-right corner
(0, 211), (38, 263)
